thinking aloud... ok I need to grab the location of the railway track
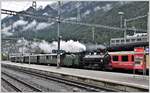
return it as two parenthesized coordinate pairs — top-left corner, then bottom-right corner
(1, 78), (22, 92)
(1, 71), (42, 92)
(22, 70), (102, 92)
(2, 66), (111, 92)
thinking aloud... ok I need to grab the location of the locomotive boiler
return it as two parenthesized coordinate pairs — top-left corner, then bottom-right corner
(81, 49), (111, 69)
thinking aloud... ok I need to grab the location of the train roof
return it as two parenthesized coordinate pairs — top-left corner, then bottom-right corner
(24, 53), (58, 56)
(10, 53), (59, 57)
(108, 51), (146, 55)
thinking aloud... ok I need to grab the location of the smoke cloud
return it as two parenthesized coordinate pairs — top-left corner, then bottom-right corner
(16, 39), (86, 53)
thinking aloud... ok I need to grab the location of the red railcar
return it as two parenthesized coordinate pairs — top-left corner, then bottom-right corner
(108, 47), (148, 71)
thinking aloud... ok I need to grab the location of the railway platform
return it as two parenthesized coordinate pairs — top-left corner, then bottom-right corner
(1, 61), (149, 92)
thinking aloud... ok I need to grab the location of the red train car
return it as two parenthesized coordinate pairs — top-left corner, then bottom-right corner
(108, 47), (148, 72)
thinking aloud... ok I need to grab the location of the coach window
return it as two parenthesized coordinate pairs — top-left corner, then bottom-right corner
(46, 56), (49, 60)
(122, 55), (128, 62)
(53, 56), (57, 59)
(113, 56), (118, 61)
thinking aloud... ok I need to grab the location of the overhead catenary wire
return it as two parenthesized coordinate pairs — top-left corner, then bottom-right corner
(1, 9), (147, 33)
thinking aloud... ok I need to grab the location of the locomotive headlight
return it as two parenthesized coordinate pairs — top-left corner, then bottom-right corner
(101, 59), (103, 62)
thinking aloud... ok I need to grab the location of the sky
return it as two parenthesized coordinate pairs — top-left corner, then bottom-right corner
(1, 1), (56, 19)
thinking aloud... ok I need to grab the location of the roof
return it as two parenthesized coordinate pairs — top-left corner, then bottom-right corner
(108, 51), (145, 55)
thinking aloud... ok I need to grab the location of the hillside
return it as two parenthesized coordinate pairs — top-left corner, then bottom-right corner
(1, 1), (149, 44)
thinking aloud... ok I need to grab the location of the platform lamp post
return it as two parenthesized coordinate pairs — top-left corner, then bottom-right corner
(92, 27), (95, 43)
(21, 37), (24, 63)
(118, 12), (126, 44)
(118, 12), (124, 28)
(123, 19), (127, 44)
(57, 36), (62, 68)
(132, 26), (136, 35)
(57, 1), (61, 68)
(28, 41), (32, 64)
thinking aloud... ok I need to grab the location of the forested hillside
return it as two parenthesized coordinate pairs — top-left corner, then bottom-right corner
(2, 1), (149, 44)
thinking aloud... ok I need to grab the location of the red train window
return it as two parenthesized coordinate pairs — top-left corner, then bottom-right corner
(121, 55), (128, 62)
(113, 56), (118, 61)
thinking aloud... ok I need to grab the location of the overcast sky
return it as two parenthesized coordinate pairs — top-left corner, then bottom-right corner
(1, 1), (56, 19)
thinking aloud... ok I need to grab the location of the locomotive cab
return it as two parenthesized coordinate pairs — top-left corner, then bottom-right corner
(81, 49), (111, 69)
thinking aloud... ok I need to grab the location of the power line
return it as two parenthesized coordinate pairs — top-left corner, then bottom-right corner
(126, 15), (147, 22)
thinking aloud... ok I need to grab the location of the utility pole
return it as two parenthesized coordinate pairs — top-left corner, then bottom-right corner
(147, 12), (149, 42)
(57, 1), (61, 68)
(118, 12), (124, 28)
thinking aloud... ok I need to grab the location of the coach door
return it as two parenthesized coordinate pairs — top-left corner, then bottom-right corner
(133, 47), (146, 75)
(37, 56), (40, 63)
(134, 47), (145, 69)
(112, 55), (120, 68)
(120, 54), (133, 69)
(120, 55), (128, 69)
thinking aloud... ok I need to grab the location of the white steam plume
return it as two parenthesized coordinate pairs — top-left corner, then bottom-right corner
(16, 39), (86, 53)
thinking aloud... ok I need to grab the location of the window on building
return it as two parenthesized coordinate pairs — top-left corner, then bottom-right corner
(126, 39), (130, 42)
(121, 55), (128, 62)
(111, 40), (115, 43)
(116, 40), (120, 43)
(137, 38), (141, 41)
(121, 40), (124, 42)
(142, 38), (147, 41)
(113, 56), (118, 61)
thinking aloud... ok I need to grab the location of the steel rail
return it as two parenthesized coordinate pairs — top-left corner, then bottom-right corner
(1, 77), (22, 92)
(5, 66), (117, 92)
(2, 71), (42, 92)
